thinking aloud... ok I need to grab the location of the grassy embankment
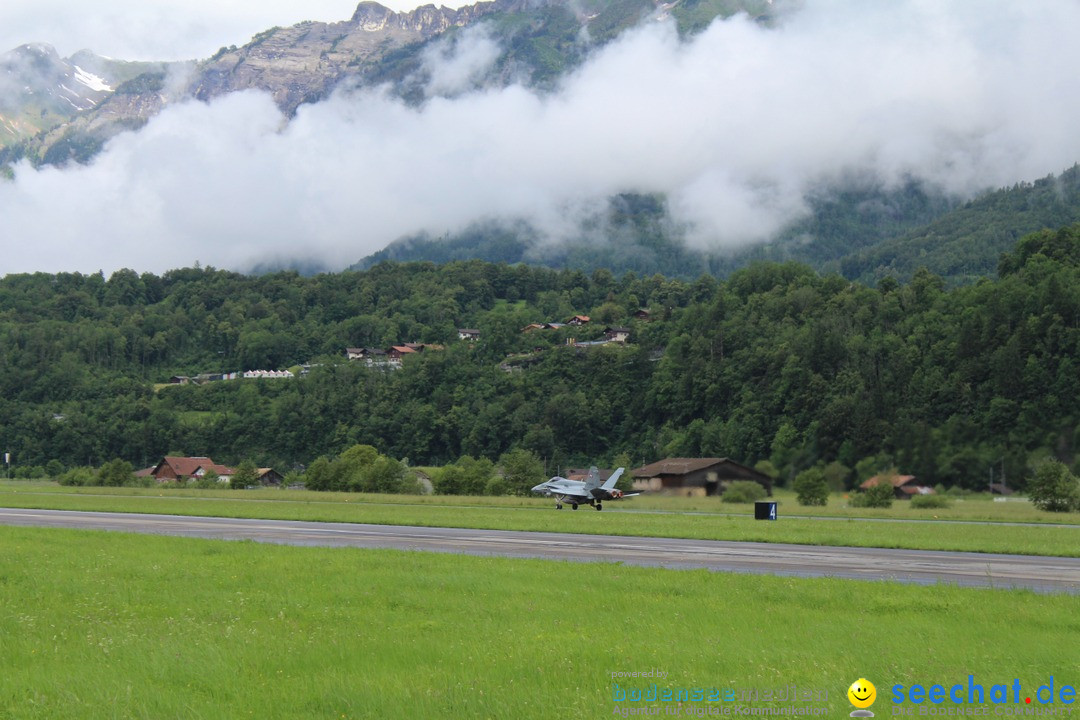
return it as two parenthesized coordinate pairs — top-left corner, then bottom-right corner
(1, 525), (1076, 719)
(3, 482), (1080, 556)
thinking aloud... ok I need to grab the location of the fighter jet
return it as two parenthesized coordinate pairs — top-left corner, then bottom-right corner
(531, 466), (638, 510)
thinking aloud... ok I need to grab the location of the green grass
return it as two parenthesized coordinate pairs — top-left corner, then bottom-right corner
(0, 525), (1076, 719)
(3, 482), (1080, 557)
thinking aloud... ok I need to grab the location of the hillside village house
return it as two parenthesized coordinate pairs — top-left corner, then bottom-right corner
(604, 327), (632, 343)
(458, 329), (480, 341)
(631, 458), (773, 497)
(243, 369), (294, 379)
(567, 315), (591, 326)
(388, 345), (417, 365)
(346, 342), (443, 368)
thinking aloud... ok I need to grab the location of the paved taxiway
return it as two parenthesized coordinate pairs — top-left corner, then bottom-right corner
(2, 507), (1078, 593)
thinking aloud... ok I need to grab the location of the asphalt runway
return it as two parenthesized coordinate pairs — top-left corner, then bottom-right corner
(2, 507), (1079, 593)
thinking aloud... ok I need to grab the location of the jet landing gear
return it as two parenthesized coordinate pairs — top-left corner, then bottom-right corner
(595, 502), (603, 511)
(554, 502), (579, 510)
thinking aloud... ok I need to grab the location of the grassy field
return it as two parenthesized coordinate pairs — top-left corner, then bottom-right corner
(1, 525), (1076, 719)
(3, 481), (1080, 557)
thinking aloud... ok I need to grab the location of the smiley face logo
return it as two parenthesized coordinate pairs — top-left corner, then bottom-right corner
(848, 678), (877, 709)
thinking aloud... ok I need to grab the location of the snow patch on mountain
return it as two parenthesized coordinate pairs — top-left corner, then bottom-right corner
(73, 65), (110, 92)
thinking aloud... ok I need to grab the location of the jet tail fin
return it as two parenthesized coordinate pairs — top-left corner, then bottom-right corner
(601, 467), (625, 491)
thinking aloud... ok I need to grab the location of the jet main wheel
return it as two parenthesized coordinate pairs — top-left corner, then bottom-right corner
(571, 504), (578, 510)
(596, 503), (603, 511)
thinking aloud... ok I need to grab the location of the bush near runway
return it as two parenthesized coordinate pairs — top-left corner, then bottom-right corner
(0, 526), (1075, 719)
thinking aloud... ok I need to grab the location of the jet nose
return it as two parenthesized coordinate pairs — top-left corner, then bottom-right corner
(531, 482), (549, 493)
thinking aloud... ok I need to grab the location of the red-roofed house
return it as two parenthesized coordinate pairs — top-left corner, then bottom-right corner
(149, 456), (235, 484)
(860, 474), (935, 498)
(388, 345), (417, 366)
(192, 464), (236, 483)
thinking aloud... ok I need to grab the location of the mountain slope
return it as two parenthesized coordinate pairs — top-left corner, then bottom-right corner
(1, 0), (773, 170)
(0, 44), (173, 151)
(0, 44), (111, 147)
(836, 164), (1080, 284)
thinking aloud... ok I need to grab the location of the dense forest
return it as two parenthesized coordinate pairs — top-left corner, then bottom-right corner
(2, 223), (1079, 489)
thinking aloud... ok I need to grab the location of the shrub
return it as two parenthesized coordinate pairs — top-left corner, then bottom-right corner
(850, 482), (894, 508)
(1028, 460), (1080, 512)
(793, 468), (829, 506)
(97, 459), (134, 487)
(57, 467), (96, 486)
(720, 480), (768, 504)
(356, 456), (408, 493)
(910, 494), (951, 509)
(434, 458), (494, 496)
(498, 449), (545, 496)
(822, 461), (852, 491)
(485, 475), (513, 496)
(191, 473), (220, 489)
(229, 461), (259, 490)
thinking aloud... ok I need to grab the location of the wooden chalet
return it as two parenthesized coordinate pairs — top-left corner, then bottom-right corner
(148, 456), (236, 483)
(256, 468), (284, 486)
(631, 457), (772, 497)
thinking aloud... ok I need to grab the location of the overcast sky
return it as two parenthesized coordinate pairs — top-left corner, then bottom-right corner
(0, 0), (456, 60)
(2, 0), (1080, 276)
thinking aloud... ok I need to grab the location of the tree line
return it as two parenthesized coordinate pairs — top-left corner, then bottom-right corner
(1, 224), (1079, 491)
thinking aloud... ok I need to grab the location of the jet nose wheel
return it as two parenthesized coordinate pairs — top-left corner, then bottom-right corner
(556, 503), (563, 509)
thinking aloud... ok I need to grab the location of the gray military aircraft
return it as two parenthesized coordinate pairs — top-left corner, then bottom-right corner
(531, 466), (638, 510)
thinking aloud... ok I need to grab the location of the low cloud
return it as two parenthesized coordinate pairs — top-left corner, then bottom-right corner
(0, 0), (408, 61)
(3, 0), (1080, 274)
(421, 25), (503, 97)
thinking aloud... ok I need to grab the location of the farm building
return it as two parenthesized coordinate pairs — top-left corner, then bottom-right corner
(860, 474), (935, 498)
(631, 458), (772, 497)
(256, 468), (284, 486)
(148, 456), (236, 484)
